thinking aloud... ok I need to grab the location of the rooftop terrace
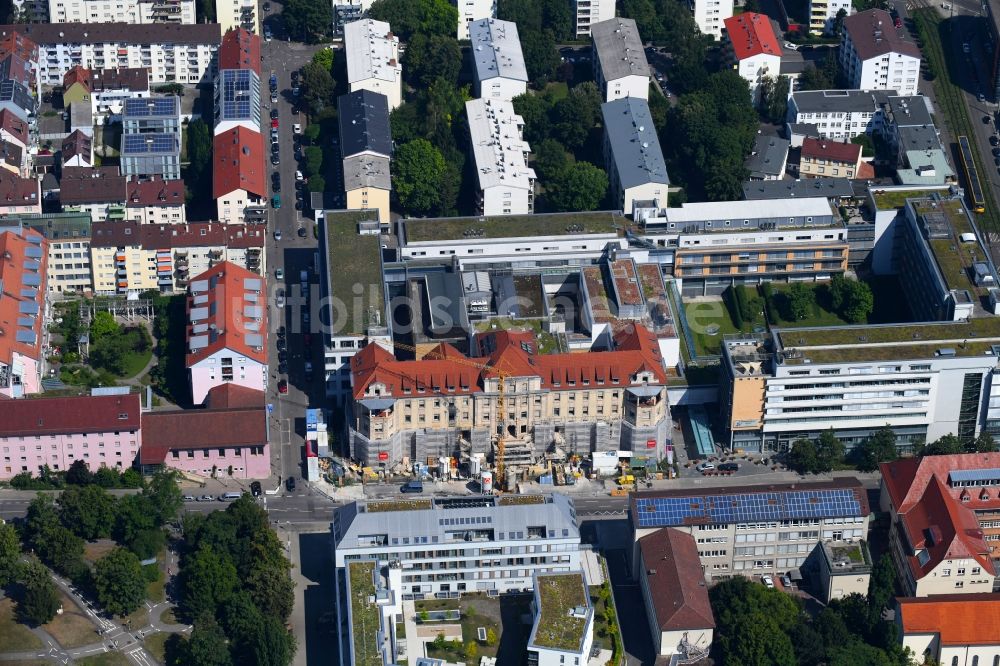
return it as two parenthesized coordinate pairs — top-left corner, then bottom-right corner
(402, 211), (622, 243)
(911, 199), (987, 295)
(324, 210), (384, 337)
(347, 561), (381, 666)
(531, 573), (590, 652)
(870, 187), (949, 210)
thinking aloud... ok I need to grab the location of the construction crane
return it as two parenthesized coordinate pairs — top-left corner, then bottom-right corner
(388, 339), (514, 490)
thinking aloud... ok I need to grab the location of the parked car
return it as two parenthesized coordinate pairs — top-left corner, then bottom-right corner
(272, 118), (279, 129)
(719, 462), (740, 472)
(273, 229), (282, 240)
(286, 477), (296, 491)
(270, 108), (279, 119)
(183, 495), (196, 501)
(293, 123), (302, 134)
(297, 226), (307, 238)
(278, 361), (288, 374)
(275, 267), (284, 280)
(304, 361), (313, 380)
(271, 194), (281, 209)
(277, 379), (288, 393)
(762, 575), (775, 588)
(696, 462), (716, 472)
(277, 325), (286, 337)
(250, 481), (262, 497)
(198, 494), (214, 502)
(780, 574), (793, 588)
(400, 480), (424, 494)
(276, 288), (285, 308)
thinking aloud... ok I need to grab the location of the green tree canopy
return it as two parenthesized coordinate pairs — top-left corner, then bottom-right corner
(90, 311), (119, 340)
(855, 428), (898, 472)
(299, 61), (335, 116)
(182, 545), (239, 620)
(58, 484), (117, 541)
(403, 33), (462, 87)
(368, 0), (458, 40)
(545, 161), (608, 212)
(95, 547), (146, 617)
(787, 438), (819, 474)
(65, 459), (94, 486)
(921, 434), (963, 456)
(969, 431), (998, 453)
(532, 138), (570, 181)
(185, 615), (233, 666)
(143, 469), (183, 526)
(393, 139), (448, 216)
(550, 82), (602, 150)
(310, 48), (334, 75)
(512, 92), (551, 145)
(282, 0), (332, 43)
(498, 0), (573, 41)
(0, 521), (20, 588)
(520, 29), (560, 84)
(18, 559), (61, 626)
(114, 493), (158, 545)
(252, 615), (297, 666)
(814, 430), (844, 473)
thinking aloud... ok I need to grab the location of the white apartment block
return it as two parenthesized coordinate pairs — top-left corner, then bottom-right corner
(8, 24), (220, 86)
(724, 13), (782, 105)
(574, 0), (615, 37)
(694, 0), (734, 40)
(602, 96), (669, 214)
(592, 17), (650, 102)
(466, 97), (535, 216)
(344, 19), (402, 110)
(470, 17), (527, 102)
(454, 0), (495, 40)
(841, 9), (921, 97)
(216, 0), (259, 36)
(786, 89), (890, 141)
(808, 0), (853, 35)
(47, 0), (196, 24)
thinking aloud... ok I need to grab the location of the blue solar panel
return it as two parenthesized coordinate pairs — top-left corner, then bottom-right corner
(122, 132), (178, 154)
(219, 70), (258, 121)
(634, 489), (863, 528)
(124, 96), (178, 118)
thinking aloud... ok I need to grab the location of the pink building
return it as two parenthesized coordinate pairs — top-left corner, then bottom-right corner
(0, 226), (48, 398)
(0, 393), (142, 479)
(186, 261), (267, 405)
(140, 384), (270, 479)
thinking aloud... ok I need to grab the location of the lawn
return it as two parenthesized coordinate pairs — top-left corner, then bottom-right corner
(118, 348), (152, 379)
(0, 598), (43, 653)
(415, 595), (503, 660)
(158, 607), (179, 626)
(143, 632), (170, 663)
(145, 547), (168, 604)
(43, 594), (100, 648)
(682, 299), (749, 357)
(765, 283), (849, 328)
(83, 540), (117, 564)
(76, 653), (131, 666)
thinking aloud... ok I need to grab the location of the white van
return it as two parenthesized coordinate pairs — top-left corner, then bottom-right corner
(219, 492), (242, 502)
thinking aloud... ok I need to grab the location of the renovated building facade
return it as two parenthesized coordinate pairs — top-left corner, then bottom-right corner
(469, 18), (527, 102)
(344, 19), (402, 110)
(808, 0), (853, 35)
(694, 0), (734, 39)
(0, 393), (141, 479)
(841, 9), (921, 96)
(592, 17), (650, 102)
(799, 138), (864, 178)
(786, 89), (890, 141)
(455, 0), (495, 40)
(602, 96), (669, 214)
(574, 0), (616, 37)
(466, 97), (535, 216)
(216, 0), (259, 36)
(0, 225), (47, 398)
(47, 0), (196, 24)
(724, 12), (781, 105)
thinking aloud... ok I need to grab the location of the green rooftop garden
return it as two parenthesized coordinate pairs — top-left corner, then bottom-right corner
(497, 495), (545, 506)
(473, 317), (560, 354)
(786, 340), (999, 364)
(402, 211), (622, 243)
(347, 561), (381, 666)
(911, 200), (987, 295)
(324, 210), (384, 337)
(365, 499), (433, 513)
(777, 317), (1000, 348)
(531, 573), (589, 651)
(870, 189), (944, 210)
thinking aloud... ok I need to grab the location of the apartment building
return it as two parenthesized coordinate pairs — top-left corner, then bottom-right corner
(214, 29), (262, 135)
(630, 478), (871, 579)
(694, 0), (734, 39)
(0, 80), (35, 122)
(602, 96), (669, 214)
(454, 0), (495, 40)
(0, 108), (29, 152)
(0, 171), (40, 215)
(125, 176), (186, 224)
(19, 211), (92, 295)
(123, 95), (180, 133)
(724, 13), (781, 105)
(0, 393), (141, 479)
(808, 0), (852, 35)
(344, 19), (402, 110)
(897, 595), (1000, 664)
(841, 9), (921, 97)
(1, 23), (221, 86)
(185, 261), (267, 404)
(745, 134), (790, 180)
(47, 0), (195, 24)
(60, 167), (125, 221)
(592, 17), (650, 102)
(338, 90), (390, 222)
(0, 225), (47, 398)
(466, 97), (535, 216)
(214, 126), (266, 224)
(786, 88), (890, 141)
(348, 323), (669, 468)
(720, 318), (1000, 453)
(880, 454), (1000, 596)
(120, 132), (180, 179)
(528, 572), (594, 666)
(331, 0), (373, 34)
(574, 0), (616, 37)
(61, 130), (93, 168)
(633, 197), (847, 296)
(89, 221), (264, 295)
(636, 528), (714, 660)
(343, 155), (390, 224)
(141, 383), (269, 478)
(215, 0), (259, 36)
(799, 138), (864, 178)
(0, 137), (23, 176)
(469, 18), (527, 102)
(0, 31), (38, 91)
(64, 66), (150, 118)
(217, 26), (259, 72)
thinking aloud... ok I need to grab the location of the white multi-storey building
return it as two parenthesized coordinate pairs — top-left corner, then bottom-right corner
(786, 89), (890, 141)
(592, 17), (650, 102)
(466, 97), (535, 216)
(694, 0), (734, 39)
(602, 96), (669, 214)
(47, 0), (196, 24)
(808, 0), (853, 35)
(5, 23), (220, 86)
(724, 13), (782, 105)
(454, 0), (495, 40)
(469, 18), (527, 102)
(344, 18), (402, 110)
(574, 0), (615, 37)
(841, 9), (921, 97)
(215, 0), (259, 36)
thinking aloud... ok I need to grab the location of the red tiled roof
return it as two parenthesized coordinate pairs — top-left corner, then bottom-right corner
(140, 393), (266, 464)
(63, 65), (91, 93)
(0, 228), (47, 367)
(898, 594), (1000, 645)
(185, 261), (267, 366)
(0, 109), (28, 146)
(802, 137), (862, 164)
(0, 393), (140, 437)
(881, 453), (1000, 513)
(843, 9), (921, 61)
(218, 27), (261, 73)
(90, 67), (148, 93)
(725, 12), (781, 60)
(125, 176), (184, 207)
(61, 130), (92, 164)
(204, 383), (265, 409)
(213, 127), (265, 199)
(351, 324), (667, 400)
(858, 162), (876, 179)
(59, 166), (125, 204)
(0, 30), (38, 63)
(0, 171), (38, 206)
(638, 528), (715, 631)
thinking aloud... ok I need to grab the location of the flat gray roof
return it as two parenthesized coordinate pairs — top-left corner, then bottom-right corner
(470, 18), (527, 84)
(742, 177), (855, 200)
(745, 134), (789, 179)
(791, 89), (893, 114)
(592, 17), (650, 81)
(886, 95), (933, 127)
(897, 125), (941, 153)
(602, 97), (669, 189)
(343, 154), (390, 191)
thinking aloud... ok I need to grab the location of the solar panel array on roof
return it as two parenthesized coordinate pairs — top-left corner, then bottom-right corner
(219, 70), (257, 121)
(124, 96), (178, 118)
(948, 468), (1000, 484)
(122, 133), (177, 154)
(634, 489), (863, 528)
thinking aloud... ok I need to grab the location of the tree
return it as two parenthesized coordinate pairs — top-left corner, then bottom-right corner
(299, 61), (335, 116)
(114, 494), (157, 545)
(65, 459), (94, 486)
(485, 627), (498, 646)
(403, 33), (462, 87)
(182, 545), (239, 619)
(303, 146), (323, 177)
(282, 0), (332, 43)
(311, 48), (334, 75)
(197, 0), (214, 22)
(58, 484), (117, 540)
(368, 0), (458, 40)
(814, 430), (844, 473)
(465, 640), (478, 660)
(852, 134), (875, 157)
(222, 591), (264, 662)
(252, 615), (296, 666)
(394, 139), (448, 216)
(520, 28), (560, 83)
(788, 438), (819, 474)
(833, 7), (848, 36)
(512, 92), (551, 145)
(90, 311), (119, 341)
(0, 521), (19, 588)
(307, 175), (326, 194)
(186, 615), (233, 666)
(710, 577), (801, 666)
(533, 138), (570, 181)
(128, 529), (166, 560)
(89, 332), (133, 376)
(185, 119), (212, 190)
(867, 554), (896, 628)
(550, 82), (602, 151)
(970, 432), (998, 453)
(245, 556), (294, 621)
(545, 161), (608, 212)
(841, 280), (874, 323)
(922, 434), (963, 457)
(303, 123), (321, 144)
(762, 76), (790, 123)
(18, 559), (61, 626)
(93, 466), (122, 488)
(143, 469), (183, 526)
(855, 428), (898, 472)
(95, 547), (146, 617)
(786, 283), (815, 321)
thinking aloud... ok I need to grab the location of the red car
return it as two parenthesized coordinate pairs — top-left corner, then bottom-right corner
(894, 16), (902, 28)
(271, 118), (279, 129)
(277, 379), (288, 394)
